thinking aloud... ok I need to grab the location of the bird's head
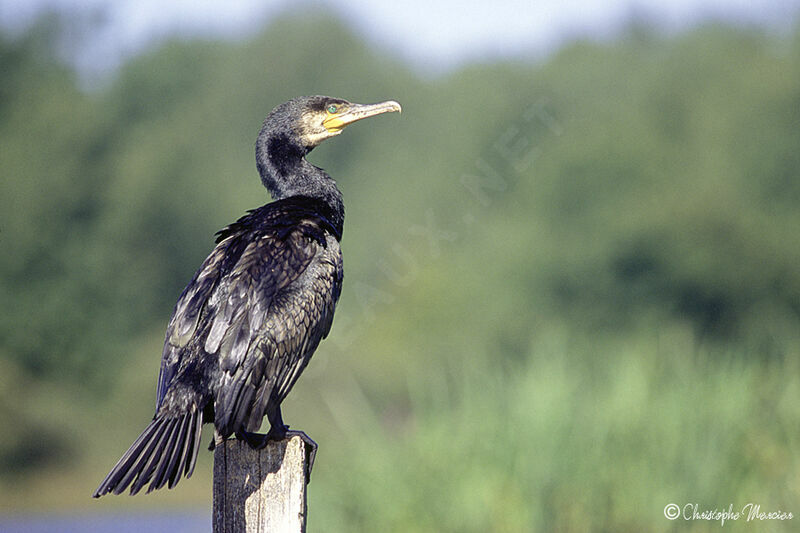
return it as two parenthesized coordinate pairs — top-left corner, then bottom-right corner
(255, 95), (400, 211)
(265, 95), (402, 150)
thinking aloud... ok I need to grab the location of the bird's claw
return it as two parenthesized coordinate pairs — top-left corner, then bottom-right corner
(235, 429), (270, 449)
(234, 428), (317, 480)
(284, 429), (317, 480)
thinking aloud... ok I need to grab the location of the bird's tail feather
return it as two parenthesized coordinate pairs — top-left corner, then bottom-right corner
(92, 408), (203, 497)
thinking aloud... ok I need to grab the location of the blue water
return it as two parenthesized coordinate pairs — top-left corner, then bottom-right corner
(0, 512), (210, 532)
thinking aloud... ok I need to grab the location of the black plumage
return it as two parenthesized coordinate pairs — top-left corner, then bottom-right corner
(94, 95), (400, 497)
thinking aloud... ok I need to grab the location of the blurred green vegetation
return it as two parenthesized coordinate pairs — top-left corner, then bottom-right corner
(1, 10), (799, 531)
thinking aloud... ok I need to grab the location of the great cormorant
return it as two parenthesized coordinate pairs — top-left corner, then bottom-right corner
(93, 95), (401, 497)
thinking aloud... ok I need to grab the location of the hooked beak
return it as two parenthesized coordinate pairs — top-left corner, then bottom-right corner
(323, 100), (402, 132)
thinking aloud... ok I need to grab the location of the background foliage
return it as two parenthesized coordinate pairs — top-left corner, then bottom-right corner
(1, 10), (798, 531)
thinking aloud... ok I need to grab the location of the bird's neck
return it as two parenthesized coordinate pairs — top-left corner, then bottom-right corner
(256, 132), (345, 236)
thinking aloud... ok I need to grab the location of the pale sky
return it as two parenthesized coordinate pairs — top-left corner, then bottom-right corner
(1, 0), (798, 77)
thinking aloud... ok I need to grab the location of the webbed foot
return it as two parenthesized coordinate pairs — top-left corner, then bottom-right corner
(232, 426), (317, 480)
(284, 429), (317, 479)
(235, 429), (271, 449)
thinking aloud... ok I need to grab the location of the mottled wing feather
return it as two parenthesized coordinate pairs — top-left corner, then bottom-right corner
(154, 197), (342, 437)
(212, 230), (342, 436)
(157, 243), (231, 408)
(96, 197), (342, 498)
(272, 254), (342, 402)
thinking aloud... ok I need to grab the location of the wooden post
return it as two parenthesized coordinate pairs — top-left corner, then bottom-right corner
(213, 436), (310, 533)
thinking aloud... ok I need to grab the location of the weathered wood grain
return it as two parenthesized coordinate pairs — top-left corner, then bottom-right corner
(213, 436), (309, 533)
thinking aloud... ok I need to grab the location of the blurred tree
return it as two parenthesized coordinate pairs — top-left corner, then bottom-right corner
(0, 13), (798, 510)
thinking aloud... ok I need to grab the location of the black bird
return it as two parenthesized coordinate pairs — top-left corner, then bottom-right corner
(93, 96), (401, 497)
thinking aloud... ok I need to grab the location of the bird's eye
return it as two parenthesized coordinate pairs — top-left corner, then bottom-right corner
(327, 104), (338, 114)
